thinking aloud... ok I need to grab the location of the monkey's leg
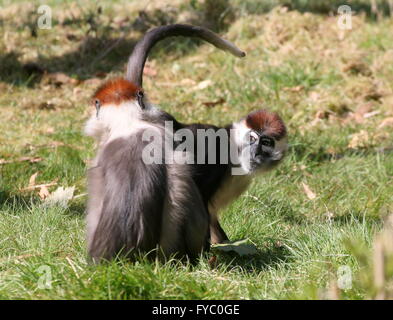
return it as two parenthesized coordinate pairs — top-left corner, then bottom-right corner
(209, 216), (229, 244)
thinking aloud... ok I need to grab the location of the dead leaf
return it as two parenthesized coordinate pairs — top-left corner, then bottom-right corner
(38, 102), (56, 110)
(0, 157), (42, 165)
(284, 85), (304, 92)
(302, 182), (317, 200)
(39, 185), (50, 200)
(45, 127), (55, 134)
(41, 72), (79, 87)
(202, 98), (225, 108)
(348, 130), (371, 149)
(83, 78), (102, 87)
(343, 61), (372, 76)
(363, 110), (381, 118)
(28, 172), (38, 187)
(43, 186), (75, 208)
(181, 78), (196, 86)
(211, 239), (259, 257)
(20, 181), (57, 192)
(378, 117), (393, 128)
(193, 79), (213, 91)
(309, 91), (320, 102)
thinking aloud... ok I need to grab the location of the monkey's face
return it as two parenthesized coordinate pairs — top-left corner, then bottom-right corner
(234, 109), (287, 174)
(246, 130), (287, 172)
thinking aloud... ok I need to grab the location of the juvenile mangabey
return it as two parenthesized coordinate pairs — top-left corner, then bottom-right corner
(126, 24), (288, 244)
(84, 24), (247, 262)
(179, 110), (287, 244)
(145, 110), (287, 244)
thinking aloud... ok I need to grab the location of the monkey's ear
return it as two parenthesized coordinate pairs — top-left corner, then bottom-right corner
(245, 110), (287, 140)
(136, 90), (146, 110)
(95, 99), (101, 117)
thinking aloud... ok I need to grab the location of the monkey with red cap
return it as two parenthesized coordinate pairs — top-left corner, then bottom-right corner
(125, 24), (288, 244)
(84, 25), (249, 262)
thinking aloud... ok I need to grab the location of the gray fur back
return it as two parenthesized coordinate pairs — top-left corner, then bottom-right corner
(86, 130), (209, 263)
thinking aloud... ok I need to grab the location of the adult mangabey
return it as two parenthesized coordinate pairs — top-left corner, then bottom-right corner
(84, 79), (209, 263)
(126, 24), (288, 244)
(84, 24), (247, 262)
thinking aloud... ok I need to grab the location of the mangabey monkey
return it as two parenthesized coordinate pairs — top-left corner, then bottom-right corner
(126, 24), (288, 245)
(84, 24), (247, 262)
(84, 79), (209, 263)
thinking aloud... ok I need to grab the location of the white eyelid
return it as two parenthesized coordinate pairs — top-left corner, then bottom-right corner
(249, 131), (259, 142)
(250, 131), (259, 138)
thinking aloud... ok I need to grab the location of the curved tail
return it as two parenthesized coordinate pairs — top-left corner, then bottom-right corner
(126, 24), (246, 87)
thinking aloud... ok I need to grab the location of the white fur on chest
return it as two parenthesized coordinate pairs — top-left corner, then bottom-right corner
(208, 174), (252, 216)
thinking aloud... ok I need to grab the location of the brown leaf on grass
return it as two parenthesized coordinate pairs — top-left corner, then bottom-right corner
(0, 157), (42, 165)
(66, 33), (79, 41)
(28, 172), (38, 187)
(41, 72), (79, 87)
(202, 98), (225, 108)
(363, 110), (381, 119)
(348, 130), (371, 149)
(343, 103), (374, 124)
(83, 78), (102, 87)
(378, 117), (393, 128)
(181, 78), (196, 86)
(343, 61), (372, 76)
(192, 79), (213, 91)
(20, 181), (57, 192)
(284, 85), (304, 92)
(45, 127), (55, 134)
(43, 186), (75, 208)
(211, 239), (259, 256)
(38, 185), (50, 200)
(38, 102), (56, 110)
(364, 87), (384, 102)
(302, 182), (317, 200)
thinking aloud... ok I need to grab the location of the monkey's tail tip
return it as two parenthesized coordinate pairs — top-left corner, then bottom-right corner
(217, 35), (246, 58)
(228, 47), (246, 58)
(225, 42), (246, 58)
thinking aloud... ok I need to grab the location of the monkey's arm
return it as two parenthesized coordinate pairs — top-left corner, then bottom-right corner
(209, 214), (229, 244)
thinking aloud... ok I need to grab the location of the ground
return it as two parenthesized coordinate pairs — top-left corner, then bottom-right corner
(0, 0), (393, 299)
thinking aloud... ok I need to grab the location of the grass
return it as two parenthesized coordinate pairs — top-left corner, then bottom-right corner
(1, 0), (393, 299)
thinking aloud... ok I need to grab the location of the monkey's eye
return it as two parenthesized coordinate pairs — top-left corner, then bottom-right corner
(249, 132), (259, 144)
(260, 137), (274, 147)
(95, 99), (101, 109)
(95, 99), (101, 117)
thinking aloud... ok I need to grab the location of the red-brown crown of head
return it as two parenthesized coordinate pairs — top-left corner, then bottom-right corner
(92, 78), (141, 106)
(246, 109), (287, 140)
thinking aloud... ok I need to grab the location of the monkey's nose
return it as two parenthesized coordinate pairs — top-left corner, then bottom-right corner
(256, 148), (270, 158)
